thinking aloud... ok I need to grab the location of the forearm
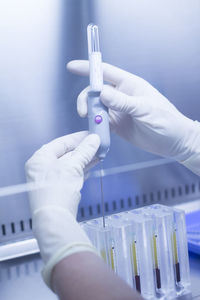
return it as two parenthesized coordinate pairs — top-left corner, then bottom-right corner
(52, 251), (143, 300)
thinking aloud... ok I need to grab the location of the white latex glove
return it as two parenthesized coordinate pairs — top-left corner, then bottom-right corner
(25, 131), (100, 289)
(67, 60), (200, 176)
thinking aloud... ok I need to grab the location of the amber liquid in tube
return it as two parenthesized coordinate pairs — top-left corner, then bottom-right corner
(131, 240), (141, 293)
(153, 234), (161, 289)
(173, 230), (181, 284)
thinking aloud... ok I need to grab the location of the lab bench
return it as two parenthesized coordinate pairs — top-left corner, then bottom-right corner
(0, 178), (199, 299)
(0, 240), (199, 299)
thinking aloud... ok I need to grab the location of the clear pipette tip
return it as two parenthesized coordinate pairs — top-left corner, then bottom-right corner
(87, 23), (100, 56)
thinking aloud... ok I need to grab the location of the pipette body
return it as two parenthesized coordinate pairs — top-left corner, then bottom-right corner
(87, 24), (110, 160)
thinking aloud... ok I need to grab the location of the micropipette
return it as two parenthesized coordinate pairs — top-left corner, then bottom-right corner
(87, 24), (110, 160)
(87, 24), (110, 227)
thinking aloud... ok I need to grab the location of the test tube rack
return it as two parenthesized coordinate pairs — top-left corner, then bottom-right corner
(82, 204), (191, 299)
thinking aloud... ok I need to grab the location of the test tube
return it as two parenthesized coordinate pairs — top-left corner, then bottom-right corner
(106, 214), (133, 287)
(149, 205), (191, 295)
(138, 206), (176, 298)
(172, 228), (181, 284)
(173, 208), (190, 294)
(126, 211), (155, 299)
(83, 218), (114, 270)
(131, 239), (141, 292)
(81, 204), (191, 299)
(152, 233), (161, 290)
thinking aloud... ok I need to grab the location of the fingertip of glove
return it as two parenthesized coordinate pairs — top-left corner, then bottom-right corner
(66, 60), (89, 74)
(86, 134), (101, 147)
(77, 91), (88, 118)
(100, 85), (115, 105)
(66, 60), (77, 72)
(101, 85), (114, 97)
(71, 134), (100, 166)
(78, 110), (87, 118)
(77, 103), (87, 118)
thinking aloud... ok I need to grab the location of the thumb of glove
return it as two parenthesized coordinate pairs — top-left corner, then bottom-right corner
(69, 134), (100, 170)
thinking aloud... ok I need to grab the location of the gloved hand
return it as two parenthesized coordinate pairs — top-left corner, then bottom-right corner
(25, 131), (100, 289)
(67, 60), (200, 176)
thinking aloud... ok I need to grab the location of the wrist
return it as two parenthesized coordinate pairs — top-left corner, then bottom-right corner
(32, 206), (97, 288)
(43, 243), (98, 290)
(180, 151), (200, 176)
(32, 206), (94, 260)
(176, 119), (200, 175)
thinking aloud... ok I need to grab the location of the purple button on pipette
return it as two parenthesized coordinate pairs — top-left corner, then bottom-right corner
(95, 115), (103, 124)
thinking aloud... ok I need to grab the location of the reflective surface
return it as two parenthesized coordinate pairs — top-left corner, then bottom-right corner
(0, 252), (199, 299)
(0, 0), (200, 186)
(0, 0), (200, 245)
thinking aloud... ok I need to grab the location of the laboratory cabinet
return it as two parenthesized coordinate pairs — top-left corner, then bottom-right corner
(1, 0), (200, 298)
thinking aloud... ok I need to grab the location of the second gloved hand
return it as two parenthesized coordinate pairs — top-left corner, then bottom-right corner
(25, 131), (100, 289)
(67, 60), (200, 175)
